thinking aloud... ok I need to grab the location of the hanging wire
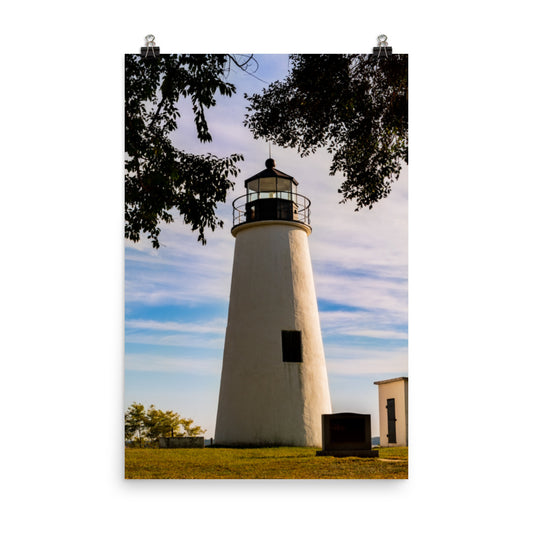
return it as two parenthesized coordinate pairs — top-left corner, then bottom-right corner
(225, 54), (269, 84)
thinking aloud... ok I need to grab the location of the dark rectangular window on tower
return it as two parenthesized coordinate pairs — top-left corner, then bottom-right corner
(281, 330), (303, 362)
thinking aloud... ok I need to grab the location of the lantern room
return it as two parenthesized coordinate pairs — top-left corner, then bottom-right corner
(232, 159), (310, 229)
(245, 158), (298, 201)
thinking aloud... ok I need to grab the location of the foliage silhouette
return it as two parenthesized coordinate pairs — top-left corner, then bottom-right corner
(125, 54), (243, 248)
(244, 54), (408, 211)
(125, 54), (408, 248)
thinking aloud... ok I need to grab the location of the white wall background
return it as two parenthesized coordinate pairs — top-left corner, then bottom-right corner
(1, 1), (532, 532)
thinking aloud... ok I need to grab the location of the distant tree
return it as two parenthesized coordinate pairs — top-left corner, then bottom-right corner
(124, 402), (146, 445)
(125, 403), (205, 445)
(125, 54), (245, 249)
(145, 405), (183, 440)
(180, 417), (205, 437)
(244, 54), (408, 211)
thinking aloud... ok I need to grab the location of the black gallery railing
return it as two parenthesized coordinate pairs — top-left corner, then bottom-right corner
(232, 192), (311, 227)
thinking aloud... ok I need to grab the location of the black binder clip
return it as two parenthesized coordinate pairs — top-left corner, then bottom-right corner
(140, 34), (160, 58)
(373, 34), (392, 58)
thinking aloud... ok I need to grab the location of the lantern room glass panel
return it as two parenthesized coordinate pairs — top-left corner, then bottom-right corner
(277, 178), (292, 192)
(258, 177), (277, 198)
(246, 179), (260, 202)
(279, 177), (295, 200)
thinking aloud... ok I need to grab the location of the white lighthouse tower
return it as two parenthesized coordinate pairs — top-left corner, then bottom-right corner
(215, 159), (331, 447)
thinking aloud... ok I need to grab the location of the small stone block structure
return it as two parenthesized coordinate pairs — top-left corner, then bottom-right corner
(158, 437), (205, 449)
(316, 413), (378, 457)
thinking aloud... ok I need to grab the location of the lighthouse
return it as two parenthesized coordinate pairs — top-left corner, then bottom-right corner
(215, 158), (331, 446)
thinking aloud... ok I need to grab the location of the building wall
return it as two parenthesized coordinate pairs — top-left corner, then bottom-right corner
(376, 378), (408, 447)
(215, 220), (331, 446)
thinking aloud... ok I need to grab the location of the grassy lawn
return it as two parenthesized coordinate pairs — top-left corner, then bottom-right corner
(125, 446), (408, 479)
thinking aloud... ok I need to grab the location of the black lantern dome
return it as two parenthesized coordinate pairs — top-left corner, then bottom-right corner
(232, 160), (310, 229)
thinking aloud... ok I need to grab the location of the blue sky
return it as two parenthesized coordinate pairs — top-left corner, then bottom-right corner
(124, 54), (408, 438)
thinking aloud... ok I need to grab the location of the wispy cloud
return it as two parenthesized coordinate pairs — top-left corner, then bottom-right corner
(126, 354), (222, 375)
(125, 318), (226, 335)
(316, 270), (406, 315)
(320, 308), (407, 340)
(125, 228), (234, 306)
(125, 317), (226, 349)
(325, 346), (408, 376)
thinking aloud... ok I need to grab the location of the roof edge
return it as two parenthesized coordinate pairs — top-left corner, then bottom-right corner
(373, 377), (408, 385)
(245, 168), (298, 185)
